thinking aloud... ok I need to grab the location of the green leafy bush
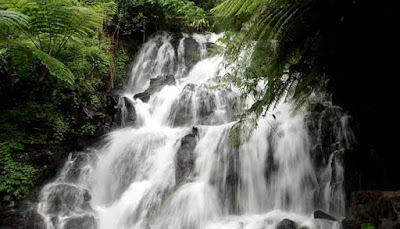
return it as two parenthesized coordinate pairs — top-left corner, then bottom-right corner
(91, 95), (102, 109)
(52, 116), (71, 143)
(79, 123), (96, 136)
(0, 142), (37, 202)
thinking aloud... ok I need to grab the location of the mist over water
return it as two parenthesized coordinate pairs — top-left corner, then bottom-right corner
(36, 32), (353, 229)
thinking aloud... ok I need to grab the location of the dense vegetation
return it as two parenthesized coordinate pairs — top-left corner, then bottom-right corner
(0, 0), (215, 203)
(1, 0), (396, 216)
(212, 0), (341, 139)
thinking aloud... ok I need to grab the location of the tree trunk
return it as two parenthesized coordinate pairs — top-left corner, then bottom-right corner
(36, 66), (49, 90)
(107, 35), (118, 92)
(143, 22), (146, 43)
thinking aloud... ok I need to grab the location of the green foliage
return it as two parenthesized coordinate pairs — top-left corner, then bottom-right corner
(0, 102), (65, 144)
(156, 0), (209, 30)
(0, 0), (121, 204)
(79, 123), (96, 136)
(191, 0), (222, 12)
(0, 0), (109, 86)
(0, 10), (29, 37)
(115, 48), (129, 86)
(52, 115), (71, 143)
(0, 142), (37, 201)
(361, 223), (375, 229)
(32, 47), (76, 84)
(213, 0), (329, 135)
(62, 36), (112, 92)
(115, 0), (209, 37)
(90, 95), (102, 109)
(0, 0), (219, 204)
(205, 43), (224, 57)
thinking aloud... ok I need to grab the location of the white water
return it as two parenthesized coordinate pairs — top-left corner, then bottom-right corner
(36, 33), (353, 229)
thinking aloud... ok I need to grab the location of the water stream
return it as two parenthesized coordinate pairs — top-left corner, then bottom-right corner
(36, 32), (353, 229)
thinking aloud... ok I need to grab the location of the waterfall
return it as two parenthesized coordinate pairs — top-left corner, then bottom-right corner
(36, 32), (353, 229)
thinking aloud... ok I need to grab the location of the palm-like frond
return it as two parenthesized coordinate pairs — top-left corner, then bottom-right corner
(0, 10), (29, 34)
(31, 47), (75, 84)
(214, 0), (323, 122)
(0, 0), (105, 85)
(5, 38), (75, 84)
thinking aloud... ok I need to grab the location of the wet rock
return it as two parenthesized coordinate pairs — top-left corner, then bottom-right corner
(314, 210), (337, 221)
(276, 219), (298, 229)
(183, 37), (201, 71)
(30, 150), (53, 166)
(114, 96), (137, 127)
(343, 191), (400, 229)
(224, 171), (240, 214)
(134, 75), (176, 103)
(169, 84), (222, 127)
(175, 127), (198, 183)
(123, 97), (136, 125)
(0, 202), (44, 229)
(83, 107), (104, 120)
(105, 93), (118, 119)
(63, 215), (96, 229)
(133, 91), (150, 103)
(170, 33), (184, 50)
(170, 84), (196, 126)
(196, 88), (216, 123)
(42, 184), (92, 215)
(306, 104), (347, 168)
(63, 154), (91, 183)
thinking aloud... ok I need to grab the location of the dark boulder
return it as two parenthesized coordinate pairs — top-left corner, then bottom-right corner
(175, 127), (198, 183)
(276, 219), (298, 229)
(196, 87), (216, 123)
(134, 74), (176, 103)
(82, 107), (104, 120)
(114, 96), (137, 127)
(183, 37), (201, 71)
(305, 103), (349, 169)
(133, 91), (150, 103)
(343, 191), (400, 229)
(63, 153), (92, 183)
(170, 84), (217, 127)
(314, 210), (337, 221)
(169, 84), (196, 126)
(41, 184), (92, 215)
(0, 202), (44, 229)
(63, 215), (96, 229)
(105, 93), (118, 119)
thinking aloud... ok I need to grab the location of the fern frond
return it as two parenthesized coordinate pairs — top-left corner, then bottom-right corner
(31, 47), (75, 84)
(0, 10), (29, 33)
(214, 0), (326, 139)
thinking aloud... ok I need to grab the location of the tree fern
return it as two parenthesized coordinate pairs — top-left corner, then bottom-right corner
(214, 0), (326, 124)
(0, 10), (29, 37)
(0, 0), (107, 86)
(31, 47), (75, 84)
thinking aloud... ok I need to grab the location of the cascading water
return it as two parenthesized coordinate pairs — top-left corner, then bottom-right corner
(36, 32), (354, 229)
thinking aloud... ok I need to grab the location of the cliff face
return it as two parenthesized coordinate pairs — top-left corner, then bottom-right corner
(324, 0), (397, 192)
(324, 1), (398, 226)
(343, 191), (400, 229)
